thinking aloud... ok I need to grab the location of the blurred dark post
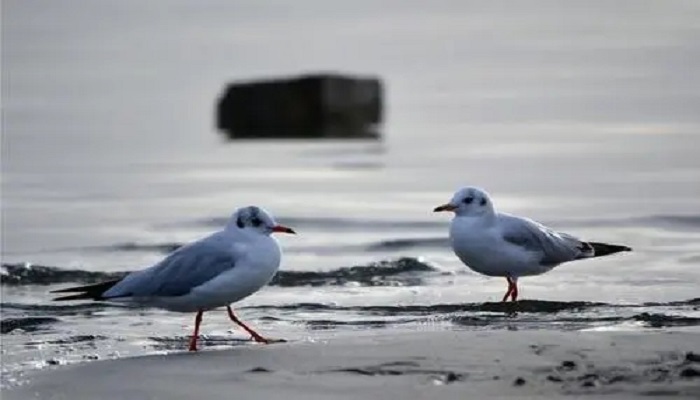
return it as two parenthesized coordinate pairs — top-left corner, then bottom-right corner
(216, 73), (383, 140)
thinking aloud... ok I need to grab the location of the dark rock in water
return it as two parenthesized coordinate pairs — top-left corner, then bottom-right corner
(247, 367), (272, 373)
(444, 372), (462, 383)
(685, 352), (700, 363)
(633, 312), (700, 328)
(680, 367), (700, 378)
(1, 317), (60, 334)
(513, 377), (526, 386)
(2, 258), (432, 288)
(1, 263), (125, 286)
(217, 73), (383, 139)
(478, 300), (605, 314)
(269, 257), (436, 287)
(559, 360), (577, 371)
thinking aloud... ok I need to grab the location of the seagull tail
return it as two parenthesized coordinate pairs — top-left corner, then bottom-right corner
(50, 279), (122, 301)
(587, 242), (632, 258)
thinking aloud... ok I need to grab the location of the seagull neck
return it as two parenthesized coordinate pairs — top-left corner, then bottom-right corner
(453, 212), (496, 226)
(224, 217), (240, 232)
(223, 226), (255, 242)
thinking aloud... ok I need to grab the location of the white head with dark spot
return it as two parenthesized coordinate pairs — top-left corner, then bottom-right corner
(226, 206), (296, 236)
(433, 187), (496, 218)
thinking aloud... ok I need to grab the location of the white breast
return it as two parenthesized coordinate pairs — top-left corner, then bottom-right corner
(197, 236), (281, 303)
(449, 216), (541, 277)
(158, 236), (282, 312)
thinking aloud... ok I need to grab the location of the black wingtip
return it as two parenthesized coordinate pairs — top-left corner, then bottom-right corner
(588, 242), (632, 258)
(49, 279), (122, 301)
(52, 293), (104, 301)
(50, 287), (84, 294)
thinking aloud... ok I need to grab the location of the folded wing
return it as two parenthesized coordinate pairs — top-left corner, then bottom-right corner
(498, 213), (591, 266)
(102, 237), (238, 299)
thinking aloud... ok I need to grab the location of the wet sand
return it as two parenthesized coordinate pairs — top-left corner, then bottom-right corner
(7, 329), (700, 400)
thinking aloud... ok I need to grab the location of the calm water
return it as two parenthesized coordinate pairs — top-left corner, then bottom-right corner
(2, 0), (700, 386)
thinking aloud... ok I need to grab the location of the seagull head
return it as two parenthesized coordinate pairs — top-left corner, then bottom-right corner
(433, 186), (495, 217)
(227, 206), (296, 236)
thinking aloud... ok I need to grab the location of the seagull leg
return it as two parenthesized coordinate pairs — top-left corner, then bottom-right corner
(188, 310), (204, 352)
(509, 277), (519, 302)
(226, 306), (270, 344)
(502, 277), (514, 302)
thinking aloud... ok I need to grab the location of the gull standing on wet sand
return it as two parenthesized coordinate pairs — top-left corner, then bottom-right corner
(434, 187), (631, 302)
(51, 206), (295, 351)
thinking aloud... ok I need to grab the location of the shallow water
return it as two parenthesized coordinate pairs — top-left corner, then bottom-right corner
(2, 0), (700, 388)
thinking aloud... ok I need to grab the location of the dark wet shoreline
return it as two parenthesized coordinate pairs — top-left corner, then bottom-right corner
(4, 296), (699, 336)
(1, 257), (438, 287)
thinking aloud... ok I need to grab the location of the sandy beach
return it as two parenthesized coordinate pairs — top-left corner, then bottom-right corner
(6, 329), (699, 399)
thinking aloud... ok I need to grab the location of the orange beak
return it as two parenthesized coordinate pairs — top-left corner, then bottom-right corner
(433, 203), (457, 212)
(272, 225), (296, 234)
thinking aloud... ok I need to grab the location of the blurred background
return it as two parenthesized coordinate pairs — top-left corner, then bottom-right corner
(1, 0), (700, 380)
(4, 0), (700, 298)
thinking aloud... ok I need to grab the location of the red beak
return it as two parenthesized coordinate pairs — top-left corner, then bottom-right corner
(272, 225), (296, 234)
(433, 203), (457, 212)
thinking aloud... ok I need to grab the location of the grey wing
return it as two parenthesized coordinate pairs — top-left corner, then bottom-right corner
(499, 213), (590, 266)
(104, 238), (237, 298)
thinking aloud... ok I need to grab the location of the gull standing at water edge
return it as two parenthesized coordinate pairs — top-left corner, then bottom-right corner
(434, 187), (631, 302)
(51, 206), (295, 351)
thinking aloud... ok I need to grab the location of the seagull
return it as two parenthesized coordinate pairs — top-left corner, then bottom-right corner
(433, 187), (631, 302)
(51, 206), (295, 351)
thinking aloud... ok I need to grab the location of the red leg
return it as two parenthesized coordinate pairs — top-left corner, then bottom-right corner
(502, 277), (514, 302)
(510, 278), (519, 301)
(226, 306), (269, 344)
(188, 310), (204, 352)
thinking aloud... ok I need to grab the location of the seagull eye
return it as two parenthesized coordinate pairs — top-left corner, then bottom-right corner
(251, 217), (262, 227)
(463, 197), (474, 204)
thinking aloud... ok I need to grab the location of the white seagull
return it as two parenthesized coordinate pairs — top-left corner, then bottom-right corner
(434, 187), (631, 302)
(51, 206), (295, 351)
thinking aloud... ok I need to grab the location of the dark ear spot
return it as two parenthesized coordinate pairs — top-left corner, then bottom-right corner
(480, 198), (487, 206)
(236, 217), (244, 228)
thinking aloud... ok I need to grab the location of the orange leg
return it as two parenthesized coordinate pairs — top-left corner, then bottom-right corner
(502, 277), (519, 302)
(188, 310), (204, 352)
(502, 278), (513, 302)
(226, 306), (269, 344)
